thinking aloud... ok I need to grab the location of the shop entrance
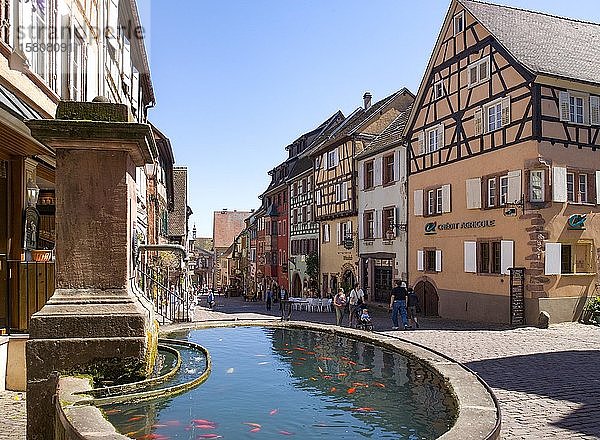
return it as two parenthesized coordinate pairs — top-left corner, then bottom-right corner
(414, 280), (439, 317)
(373, 259), (393, 303)
(292, 272), (302, 297)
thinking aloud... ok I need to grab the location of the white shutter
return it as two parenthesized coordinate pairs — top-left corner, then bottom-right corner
(374, 157), (383, 187)
(374, 209), (381, 239)
(347, 221), (353, 240)
(417, 132), (424, 155)
(596, 171), (600, 205)
(334, 148), (339, 167)
(500, 240), (514, 275)
(394, 150), (400, 182)
(559, 91), (570, 121)
(435, 250), (442, 272)
(417, 250), (424, 271)
(474, 108), (483, 135)
(501, 96), (511, 126)
(591, 96), (600, 125)
(552, 167), (567, 202)
(544, 243), (562, 275)
(336, 222), (341, 245)
(466, 178), (482, 209)
(358, 162), (364, 191)
(315, 189), (321, 206)
(464, 241), (477, 273)
(334, 184), (340, 202)
(441, 184), (451, 213)
(507, 170), (522, 204)
(414, 190), (424, 216)
(343, 181), (349, 201)
(358, 213), (364, 240)
(322, 153), (327, 169)
(437, 124), (445, 148)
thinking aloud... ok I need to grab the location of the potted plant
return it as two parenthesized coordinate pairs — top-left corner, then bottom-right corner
(584, 296), (600, 325)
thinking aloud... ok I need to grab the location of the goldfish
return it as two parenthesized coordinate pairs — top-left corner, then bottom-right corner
(352, 382), (368, 387)
(322, 375), (332, 379)
(165, 420), (181, 426)
(250, 427), (261, 433)
(306, 351), (316, 355)
(279, 430), (295, 435)
(317, 366), (324, 373)
(299, 357), (307, 361)
(103, 409), (121, 415)
(197, 435), (222, 439)
(310, 377), (318, 381)
(139, 434), (169, 440)
(243, 422), (262, 428)
(330, 387), (337, 392)
(317, 356), (333, 361)
(337, 372), (348, 377)
(356, 368), (372, 372)
(196, 424), (216, 430)
(292, 362), (303, 365)
(340, 356), (352, 362)
(127, 416), (145, 422)
(347, 387), (357, 394)
(353, 407), (375, 412)
(152, 424), (168, 428)
(372, 382), (386, 388)
(270, 409), (279, 416)
(192, 420), (214, 425)
(258, 361), (270, 365)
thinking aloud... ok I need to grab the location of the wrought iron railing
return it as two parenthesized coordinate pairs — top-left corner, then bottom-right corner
(135, 262), (191, 325)
(0, 254), (55, 335)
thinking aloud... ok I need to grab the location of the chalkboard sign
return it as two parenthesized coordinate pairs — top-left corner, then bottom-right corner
(509, 267), (525, 325)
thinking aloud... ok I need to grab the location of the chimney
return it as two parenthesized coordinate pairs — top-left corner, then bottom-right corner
(363, 92), (372, 110)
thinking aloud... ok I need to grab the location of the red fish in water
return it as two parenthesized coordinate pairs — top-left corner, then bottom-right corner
(356, 368), (372, 372)
(330, 387), (337, 392)
(322, 375), (332, 379)
(269, 409), (279, 416)
(352, 382), (368, 387)
(197, 435), (222, 439)
(340, 356), (352, 362)
(139, 434), (169, 440)
(196, 424), (217, 430)
(103, 409), (121, 415)
(306, 351), (316, 355)
(249, 427), (261, 433)
(152, 424), (168, 428)
(279, 430), (295, 436)
(127, 416), (145, 422)
(165, 420), (182, 427)
(353, 407), (375, 412)
(317, 356), (333, 361)
(337, 372), (348, 377)
(299, 357), (307, 361)
(243, 422), (262, 428)
(372, 382), (386, 388)
(293, 347), (306, 351)
(347, 387), (357, 394)
(346, 360), (357, 366)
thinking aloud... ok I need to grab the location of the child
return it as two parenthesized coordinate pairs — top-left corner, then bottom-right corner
(359, 308), (373, 331)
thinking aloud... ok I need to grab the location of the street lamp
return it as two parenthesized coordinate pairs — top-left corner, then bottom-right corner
(26, 178), (40, 206)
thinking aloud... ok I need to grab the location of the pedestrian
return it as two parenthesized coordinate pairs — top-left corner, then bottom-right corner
(389, 280), (409, 330)
(280, 287), (291, 321)
(407, 287), (420, 329)
(348, 283), (365, 328)
(266, 288), (273, 311)
(333, 288), (347, 326)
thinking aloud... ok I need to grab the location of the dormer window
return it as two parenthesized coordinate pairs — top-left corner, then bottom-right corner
(453, 11), (465, 35)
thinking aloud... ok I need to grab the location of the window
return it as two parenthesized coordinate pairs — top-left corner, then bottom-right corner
(436, 187), (443, 214)
(468, 57), (490, 87)
(453, 11), (464, 35)
(301, 206), (307, 224)
(487, 178), (496, 207)
(427, 190), (435, 215)
(433, 80), (445, 100)
(561, 169), (594, 204)
(499, 176), (509, 205)
(1, 0), (9, 45)
(336, 182), (348, 202)
(566, 172), (575, 202)
(364, 161), (374, 189)
(579, 174), (588, 203)
(364, 211), (374, 239)
(426, 124), (444, 153)
(570, 96), (584, 124)
(425, 250), (437, 272)
(562, 242), (594, 274)
(487, 102), (502, 132)
(327, 149), (338, 169)
(382, 207), (395, 237)
(383, 154), (395, 184)
(478, 241), (501, 274)
(322, 224), (330, 243)
(529, 170), (545, 202)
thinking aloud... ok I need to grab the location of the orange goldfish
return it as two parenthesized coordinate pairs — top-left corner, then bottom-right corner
(347, 387), (357, 394)
(353, 407), (375, 412)
(279, 430), (295, 435)
(269, 409), (279, 416)
(250, 427), (261, 433)
(352, 382), (368, 387)
(322, 375), (332, 379)
(127, 416), (145, 422)
(356, 368), (372, 372)
(337, 372), (348, 377)
(372, 382), (386, 388)
(330, 387), (337, 392)
(243, 422), (262, 428)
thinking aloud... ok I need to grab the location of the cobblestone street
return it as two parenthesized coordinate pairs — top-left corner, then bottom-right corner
(2, 295), (599, 439)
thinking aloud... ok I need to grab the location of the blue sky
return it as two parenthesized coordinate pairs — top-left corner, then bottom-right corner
(144, 0), (600, 237)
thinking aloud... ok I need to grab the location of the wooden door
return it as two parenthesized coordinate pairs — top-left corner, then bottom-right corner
(414, 280), (439, 317)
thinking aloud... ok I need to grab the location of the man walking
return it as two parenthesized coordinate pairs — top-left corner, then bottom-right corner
(389, 280), (409, 330)
(348, 283), (365, 328)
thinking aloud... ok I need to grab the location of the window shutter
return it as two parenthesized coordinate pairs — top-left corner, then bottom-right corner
(501, 96), (511, 126)
(343, 181), (349, 201)
(500, 240), (514, 275)
(322, 153), (327, 169)
(474, 108), (483, 135)
(466, 178), (482, 209)
(552, 167), (567, 202)
(394, 150), (400, 182)
(417, 250), (424, 271)
(374, 157), (383, 187)
(591, 96), (600, 125)
(437, 124), (445, 148)
(417, 132), (424, 155)
(358, 214), (364, 240)
(336, 222), (341, 245)
(435, 250), (442, 272)
(544, 242), (561, 275)
(358, 162), (364, 191)
(464, 241), (477, 272)
(507, 170), (522, 204)
(315, 189), (321, 206)
(347, 221), (353, 239)
(559, 91), (570, 121)
(596, 171), (600, 205)
(414, 190), (424, 216)
(441, 184), (451, 213)
(374, 209), (381, 238)
(334, 149), (339, 167)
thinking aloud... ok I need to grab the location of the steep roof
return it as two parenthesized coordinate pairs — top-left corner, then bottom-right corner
(213, 210), (253, 249)
(355, 104), (413, 161)
(460, 0), (600, 85)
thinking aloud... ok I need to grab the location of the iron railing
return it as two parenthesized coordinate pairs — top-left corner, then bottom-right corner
(135, 262), (191, 325)
(0, 254), (55, 335)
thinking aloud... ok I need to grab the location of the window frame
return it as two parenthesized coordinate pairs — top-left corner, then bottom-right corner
(327, 149), (338, 169)
(560, 241), (595, 275)
(364, 160), (374, 189)
(382, 154), (395, 185)
(565, 168), (594, 205)
(382, 206), (395, 238)
(424, 248), (437, 273)
(529, 169), (545, 203)
(477, 240), (502, 275)
(364, 211), (375, 239)
(570, 95), (584, 124)
(485, 100), (502, 132)
(425, 125), (442, 153)
(453, 11), (465, 35)
(433, 80), (445, 100)
(467, 56), (490, 88)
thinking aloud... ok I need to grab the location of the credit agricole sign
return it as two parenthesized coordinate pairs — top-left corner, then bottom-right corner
(425, 219), (496, 235)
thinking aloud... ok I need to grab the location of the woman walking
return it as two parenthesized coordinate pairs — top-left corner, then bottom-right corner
(333, 288), (347, 326)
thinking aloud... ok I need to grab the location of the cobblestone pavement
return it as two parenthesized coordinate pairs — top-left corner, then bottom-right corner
(2, 294), (598, 440)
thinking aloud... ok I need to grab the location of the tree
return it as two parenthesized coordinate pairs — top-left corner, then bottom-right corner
(305, 252), (319, 290)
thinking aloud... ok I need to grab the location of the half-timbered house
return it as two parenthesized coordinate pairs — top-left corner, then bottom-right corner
(311, 90), (414, 297)
(406, 0), (600, 324)
(356, 105), (412, 304)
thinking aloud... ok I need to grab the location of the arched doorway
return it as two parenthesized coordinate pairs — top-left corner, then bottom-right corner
(342, 270), (356, 292)
(414, 280), (439, 317)
(292, 272), (302, 297)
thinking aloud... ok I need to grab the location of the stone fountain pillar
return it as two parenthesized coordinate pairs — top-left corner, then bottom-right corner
(25, 101), (158, 440)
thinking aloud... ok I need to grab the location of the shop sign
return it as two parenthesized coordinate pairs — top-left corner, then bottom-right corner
(567, 214), (587, 230)
(343, 238), (354, 250)
(425, 219), (496, 235)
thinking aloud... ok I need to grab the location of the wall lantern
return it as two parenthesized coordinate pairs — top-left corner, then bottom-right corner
(26, 178), (40, 206)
